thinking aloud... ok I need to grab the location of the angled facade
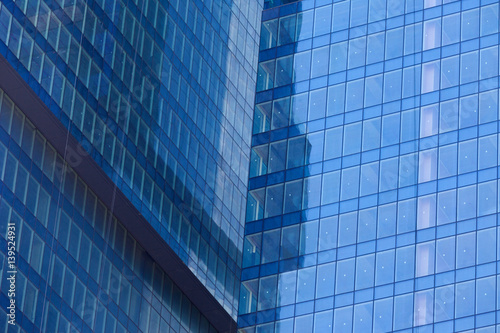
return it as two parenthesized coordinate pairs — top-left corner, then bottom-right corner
(239, 0), (500, 332)
(0, 0), (262, 332)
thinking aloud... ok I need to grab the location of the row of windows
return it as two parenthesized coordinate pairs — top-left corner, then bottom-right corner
(258, 41), (499, 93)
(0, 150), (217, 332)
(261, 0), (494, 49)
(240, 241), (497, 314)
(240, 300), (499, 333)
(250, 129), (499, 182)
(0, 88), (237, 323)
(0, 4), (245, 313)
(243, 211), (497, 269)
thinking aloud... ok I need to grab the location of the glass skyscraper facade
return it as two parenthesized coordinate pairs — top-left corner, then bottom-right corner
(240, 0), (500, 332)
(0, 0), (262, 331)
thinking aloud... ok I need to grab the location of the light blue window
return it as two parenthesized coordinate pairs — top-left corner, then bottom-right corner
(404, 23), (423, 55)
(311, 46), (329, 78)
(480, 47), (498, 80)
(343, 122), (362, 155)
(353, 302), (372, 333)
(460, 51), (479, 84)
(350, 0), (368, 27)
(456, 232), (476, 268)
(379, 157), (398, 191)
(300, 220), (318, 255)
(416, 241), (435, 277)
(423, 18), (441, 50)
(477, 228), (496, 264)
(364, 75), (383, 107)
(434, 285), (454, 322)
(296, 10), (313, 41)
(438, 144), (457, 178)
(375, 250), (395, 286)
(291, 93), (308, 124)
(480, 4), (499, 36)
(335, 258), (355, 294)
(397, 198), (416, 233)
(355, 254), (374, 290)
(441, 55), (459, 88)
(269, 140), (287, 173)
(262, 229), (280, 263)
(346, 79), (364, 111)
(439, 99), (458, 132)
(358, 207), (376, 242)
(402, 65), (421, 98)
(442, 13), (460, 45)
(322, 171), (340, 205)
(258, 275), (277, 310)
(265, 184), (283, 218)
(296, 267), (316, 302)
(368, 0), (386, 22)
(400, 108), (419, 142)
(329, 42), (347, 73)
(373, 298), (393, 333)
(385, 28), (403, 59)
(461, 8), (479, 41)
(332, 1), (349, 32)
(458, 139), (477, 174)
(327, 84), (345, 115)
(256, 60), (275, 92)
(377, 203), (396, 238)
(478, 180), (496, 216)
(316, 263), (335, 298)
(319, 216), (338, 251)
(295, 314), (313, 333)
(360, 162), (379, 196)
(381, 113), (400, 146)
(277, 271), (296, 306)
(458, 185), (477, 221)
(479, 90), (498, 124)
(314, 5), (332, 37)
(393, 293), (413, 330)
(254, 101), (273, 134)
(366, 32), (385, 65)
(293, 51), (311, 82)
(338, 212), (357, 247)
(436, 236), (455, 273)
(314, 310), (333, 333)
(455, 280), (475, 318)
(340, 166), (360, 201)
(308, 88), (327, 120)
(272, 97), (290, 130)
(324, 127), (343, 160)
(306, 132), (324, 164)
(437, 189), (456, 225)
(395, 246), (415, 281)
(476, 277), (494, 315)
(348, 37), (366, 69)
(414, 289), (434, 326)
(459, 94), (478, 128)
(275, 56), (293, 87)
(399, 153), (418, 187)
(303, 175), (321, 209)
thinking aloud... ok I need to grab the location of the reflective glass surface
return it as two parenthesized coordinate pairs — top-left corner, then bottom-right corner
(0, 0), (262, 318)
(240, 0), (500, 332)
(0, 88), (217, 333)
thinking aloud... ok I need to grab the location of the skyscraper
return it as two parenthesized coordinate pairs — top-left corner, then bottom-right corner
(239, 0), (500, 332)
(0, 0), (262, 332)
